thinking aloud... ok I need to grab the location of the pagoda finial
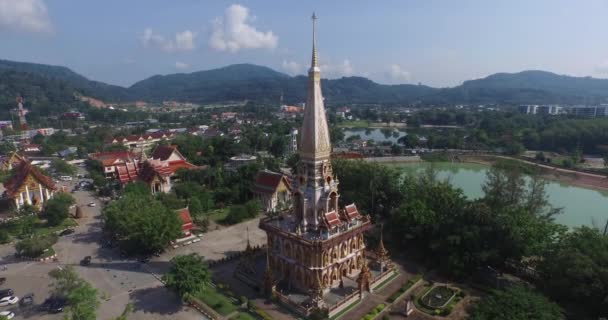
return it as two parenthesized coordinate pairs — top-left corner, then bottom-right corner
(246, 226), (252, 251)
(377, 223), (389, 259)
(310, 12), (318, 70)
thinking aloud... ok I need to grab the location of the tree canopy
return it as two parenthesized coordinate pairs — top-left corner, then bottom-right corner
(468, 285), (563, 320)
(49, 266), (99, 320)
(163, 253), (211, 298)
(103, 192), (181, 255)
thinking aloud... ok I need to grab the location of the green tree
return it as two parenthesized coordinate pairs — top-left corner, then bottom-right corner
(163, 253), (211, 298)
(50, 159), (77, 176)
(49, 266), (99, 320)
(469, 285), (563, 320)
(123, 181), (150, 197)
(44, 193), (75, 226)
(15, 233), (57, 258)
(103, 194), (181, 255)
(537, 227), (608, 317)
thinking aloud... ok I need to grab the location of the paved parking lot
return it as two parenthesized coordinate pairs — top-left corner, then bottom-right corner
(0, 172), (201, 320)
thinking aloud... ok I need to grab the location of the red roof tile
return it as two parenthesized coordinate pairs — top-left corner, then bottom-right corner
(323, 210), (341, 228)
(176, 208), (194, 231)
(138, 160), (172, 183)
(252, 170), (291, 194)
(344, 203), (360, 220)
(151, 145), (178, 161)
(3, 160), (56, 197)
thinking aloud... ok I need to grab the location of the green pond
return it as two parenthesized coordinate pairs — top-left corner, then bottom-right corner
(390, 162), (608, 228)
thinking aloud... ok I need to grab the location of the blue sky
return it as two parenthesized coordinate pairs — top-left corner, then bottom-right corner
(1, 0), (608, 87)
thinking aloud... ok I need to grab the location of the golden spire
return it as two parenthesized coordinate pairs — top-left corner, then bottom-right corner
(311, 12), (318, 69)
(246, 226), (252, 252)
(376, 223), (389, 261)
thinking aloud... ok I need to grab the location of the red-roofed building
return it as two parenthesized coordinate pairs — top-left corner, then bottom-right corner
(89, 151), (138, 178)
(150, 145), (199, 174)
(138, 160), (173, 194)
(175, 208), (194, 237)
(252, 170), (292, 213)
(3, 160), (56, 210)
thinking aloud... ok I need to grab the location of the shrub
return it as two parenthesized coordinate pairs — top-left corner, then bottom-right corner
(15, 233), (58, 257)
(0, 230), (10, 244)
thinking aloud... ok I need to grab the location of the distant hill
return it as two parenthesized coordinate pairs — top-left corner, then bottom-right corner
(3, 59), (608, 107)
(0, 59), (132, 101)
(431, 71), (608, 105)
(129, 64), (437, 104)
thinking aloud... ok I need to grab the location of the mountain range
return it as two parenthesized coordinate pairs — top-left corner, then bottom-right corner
(2, 58), (608, 110)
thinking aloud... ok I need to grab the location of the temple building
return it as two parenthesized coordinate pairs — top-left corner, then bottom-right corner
(258, 14), (393, 316)
(3, 160), (56, 210)
(252, 170), (292, 213)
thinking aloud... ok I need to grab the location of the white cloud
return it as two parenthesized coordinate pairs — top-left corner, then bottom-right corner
(0, 0), (52, 33)
(281, 60), (301, 75)
(208, 4), (278, 53)
(320, 59), (355, 78)
(175, 61), (189, 70)
(142, 28), (196, 53)
(387, 64), (411, 83)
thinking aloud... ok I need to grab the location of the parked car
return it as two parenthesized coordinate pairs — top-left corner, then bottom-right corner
(80, 256), (91, 266)
(0, 289), (14, 299)
(87, 202), (96, 207)
(0, 311), (14, 319)
(138, 256), (150, 264)
(41, 297), (65, 313)
(59, 229), (75, 236)
(19, 293), (33, 307)
(59, 176), (72, 181)
(0, 296), (19, 306)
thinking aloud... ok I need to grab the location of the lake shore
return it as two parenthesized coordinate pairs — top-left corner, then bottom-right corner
(364, 154), (608, 192)
(461, 155), (608, 192)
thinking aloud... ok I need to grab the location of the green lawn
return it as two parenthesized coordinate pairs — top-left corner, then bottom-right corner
(193, 287), (238, 316)
(33, 218), (77, 236)
(207, 208), (229, 224)
(337, 120), (371, 128)
(0, 217), (77, 240)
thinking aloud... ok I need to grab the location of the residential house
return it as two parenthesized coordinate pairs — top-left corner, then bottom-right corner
(89, 151), (138, 178)
(252, 170), (292, 213)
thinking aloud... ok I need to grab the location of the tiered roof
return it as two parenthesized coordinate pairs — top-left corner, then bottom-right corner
(3, 160), (56, 197)
(116, 162), (139, 184)
(252, 170), (291, 194)
(138, 160), (173, 183)
(320, 203), (361, 230)
(175, 207), (194, 232)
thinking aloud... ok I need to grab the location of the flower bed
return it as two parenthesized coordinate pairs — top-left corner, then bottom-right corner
(420, 285), (456, 309)
(413, 284), (465, 317)
(361, 303), (385, 320)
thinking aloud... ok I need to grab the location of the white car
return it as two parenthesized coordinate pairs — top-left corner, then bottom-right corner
(0, 311), (14, 319)
(87, 202), (96, 207)
(0, 296), (18, 306)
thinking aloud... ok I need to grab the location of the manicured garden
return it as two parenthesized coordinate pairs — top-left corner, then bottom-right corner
(192, 285), (238, 316)
(413, 283), (466, 317)
(361, 303), (385, 320)
(387, 274), (422, 303)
